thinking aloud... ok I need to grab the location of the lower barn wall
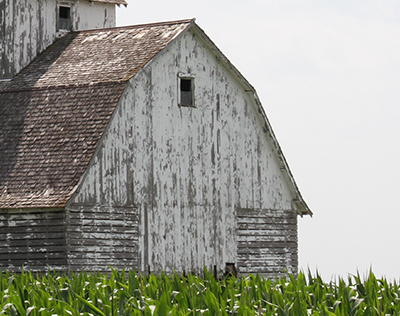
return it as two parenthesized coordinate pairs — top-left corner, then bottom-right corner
(0, 209), (67, 271)
(237, 208), (298, 278)
(66, 205), (139, 272)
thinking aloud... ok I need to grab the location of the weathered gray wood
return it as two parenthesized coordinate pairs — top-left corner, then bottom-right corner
(238, 245), (297, 253)
(0, 19), (307, 274)
(68, 239), (136, 247)
(237, 223), (297, 230)
(66, 205), (139, 272)
(237, 208), (298, 277)
(0, 210), (67, 270)
(237, 208), (296, 218)
(0, 0), (117, 80)
(237, 228), (297, 236)
(1, 238), (66, 247)
(69, 27), (304, 276)
(238, 240), (297, 247)
(0, 246), (66, 254)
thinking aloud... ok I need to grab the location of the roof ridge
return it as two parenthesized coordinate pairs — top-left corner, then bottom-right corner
(75, 18), (195, 35)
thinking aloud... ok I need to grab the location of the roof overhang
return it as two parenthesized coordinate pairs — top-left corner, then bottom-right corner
(87, 0), (128, 6)
(188, 22), (313, 216)
(0, 207), (64, 214)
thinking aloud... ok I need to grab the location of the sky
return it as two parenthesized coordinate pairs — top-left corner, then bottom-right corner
(116, 1), (400, 281)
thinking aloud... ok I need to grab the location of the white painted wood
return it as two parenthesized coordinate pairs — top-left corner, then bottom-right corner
(71, 28), (299, 276)
(0, 0), (116, 79)
(71, 1), (116, 31)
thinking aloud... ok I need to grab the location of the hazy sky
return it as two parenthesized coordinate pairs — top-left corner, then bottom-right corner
(116, 1), (400, 281)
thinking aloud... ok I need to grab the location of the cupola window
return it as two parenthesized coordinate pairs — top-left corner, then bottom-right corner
(59, 6), (71, 30)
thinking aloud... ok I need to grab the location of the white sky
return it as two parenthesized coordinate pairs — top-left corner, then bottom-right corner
(116, 1), (400, 281)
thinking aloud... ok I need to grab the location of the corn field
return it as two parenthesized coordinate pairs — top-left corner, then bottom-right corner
(0, 268), (399, 316)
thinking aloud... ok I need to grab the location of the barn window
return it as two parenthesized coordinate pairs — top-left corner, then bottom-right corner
(59, 6), (71, 30)
(178, 75), (195, 107)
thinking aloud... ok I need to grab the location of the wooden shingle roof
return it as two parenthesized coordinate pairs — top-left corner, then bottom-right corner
(0, 19), (193, 209)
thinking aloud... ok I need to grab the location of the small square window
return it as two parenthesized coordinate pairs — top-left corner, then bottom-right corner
(59, 6), (71, 30)
(179, 77), (195, 107)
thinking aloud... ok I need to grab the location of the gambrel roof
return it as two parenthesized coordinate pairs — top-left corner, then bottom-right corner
(0, 19), (311, 215)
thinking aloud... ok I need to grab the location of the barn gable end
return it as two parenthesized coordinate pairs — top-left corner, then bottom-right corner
(0, 19), (311, 276)
(68, 25), (308, 277)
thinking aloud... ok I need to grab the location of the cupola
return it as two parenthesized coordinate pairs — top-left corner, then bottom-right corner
(0, 0), (127, 80)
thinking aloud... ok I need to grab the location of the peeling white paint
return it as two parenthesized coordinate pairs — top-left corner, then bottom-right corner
(0, 0), (116, 79)
(71, 29), (298, 276)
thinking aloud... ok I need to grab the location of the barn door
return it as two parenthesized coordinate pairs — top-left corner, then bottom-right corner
(236, 208), (298, 278)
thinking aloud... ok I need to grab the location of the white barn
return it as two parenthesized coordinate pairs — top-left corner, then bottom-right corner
(0, 1), (312, 278)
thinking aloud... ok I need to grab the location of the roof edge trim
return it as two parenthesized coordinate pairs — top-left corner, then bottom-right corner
(189, 22), (312, 216)
(87, 0), (128, 6)
(121, 19), (195, 81)
(79, 18), (195, 34)
(0, 207), (64, 214)
(0, 80), (127, 94)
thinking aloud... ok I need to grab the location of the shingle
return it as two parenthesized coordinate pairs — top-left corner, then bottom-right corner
(0, 20), (192, 209)
(0, 20), (192, 92)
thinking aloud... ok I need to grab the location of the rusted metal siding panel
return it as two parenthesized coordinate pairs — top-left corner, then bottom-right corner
(72, 29), (298, 275)
(237, 208), (298, 278)
(65, 206), (139, 272)
(0, 210), (67, 271)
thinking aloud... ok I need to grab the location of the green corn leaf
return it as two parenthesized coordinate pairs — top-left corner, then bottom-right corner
(74, 292), (106, 316)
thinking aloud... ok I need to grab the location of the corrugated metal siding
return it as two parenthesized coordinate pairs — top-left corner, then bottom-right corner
(237, 208), (298, 278)
(66, 206), (139, 271)
(0, 210), (67, 271)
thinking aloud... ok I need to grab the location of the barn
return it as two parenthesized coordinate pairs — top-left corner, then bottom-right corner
(0, 0), (312, 278)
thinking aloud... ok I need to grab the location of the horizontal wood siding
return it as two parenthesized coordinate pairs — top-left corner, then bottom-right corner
(0, 210), (67, 271)
(71, 29), (300, 275)
(66, 206), (139, 271)
(237, 208), (298, 278)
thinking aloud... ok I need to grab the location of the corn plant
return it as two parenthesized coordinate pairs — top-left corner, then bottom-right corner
(1, 268), (400, 315)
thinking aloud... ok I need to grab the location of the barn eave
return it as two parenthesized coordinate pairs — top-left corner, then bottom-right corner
(188, 23), (312, 216)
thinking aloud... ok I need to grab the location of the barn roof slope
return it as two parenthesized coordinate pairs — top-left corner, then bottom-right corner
(0, 18), (311, 215)
(0, 19), (193, 209)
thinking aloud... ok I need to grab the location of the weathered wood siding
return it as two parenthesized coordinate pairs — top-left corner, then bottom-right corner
(237, 208), (298, 278)
(71, 29), (298, 276)
(0, 0), (56, 79)
(66, 206), (139, 272)
(0, 210), (67, 271)
(71, 2), (115, 31)
(0, 0), (115, 80)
